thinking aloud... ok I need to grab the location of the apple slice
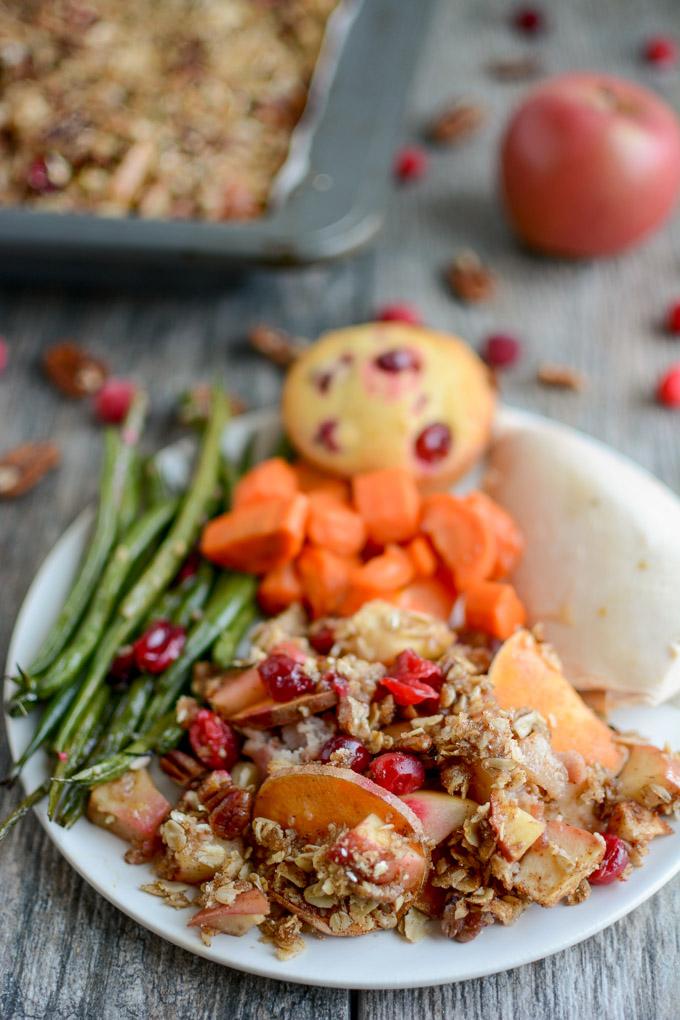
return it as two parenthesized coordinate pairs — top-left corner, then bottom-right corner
(607, 801), (672, 843)
(489, 793), (545, 862)
(188, 888), (270, 936)
(514, 819), (605, 907)
(206, 666), (269, 719)
(401, 790), (476, 845)
(489, 629), (624, 772)
(228, 689), (337, 729)
(616, 744), (680, 808)
(88, 767), (170, 857)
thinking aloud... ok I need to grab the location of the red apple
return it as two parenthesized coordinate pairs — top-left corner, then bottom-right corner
(500, 73), (680, 256)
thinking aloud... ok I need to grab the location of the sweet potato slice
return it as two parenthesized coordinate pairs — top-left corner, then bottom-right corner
(228, 689), (337, 728)
(489, 630), (624, 772)
(207, 666), (268, 719)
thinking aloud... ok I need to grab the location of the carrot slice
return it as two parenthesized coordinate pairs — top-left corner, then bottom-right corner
(465, 580), (527, 639)
(201, 493), (308, 574)
(341, 545), (415, 615)
(464, 491), (524, 579)
(352, 467), (421, 545)
(306, 492), (367, 557)
(421, 493), (496, 591)
(391, 577), (455, 621)
(258, 562), (304, 615)
(233, 457), (299, 510)
(404, 535), (437, 578)
(293, 461), (350, 502)
(297, 546), (354, 619)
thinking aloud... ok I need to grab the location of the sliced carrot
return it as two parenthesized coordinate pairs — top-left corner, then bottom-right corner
(465, 580), (526, 639)
(258, 562), (304, 615)
(391, 577), (455, 621)
(297, 546), (354, 619)
(404, 535), (437, 578)
(421, 493), (496, 591)
(352, 467), (421, 545)
(464, 491), (524, 579)
(306, 492), (367, 557)
(341, 545), (415, 615)
(233, 457), (299, 510)
(201, 493), (308, 574)
(293, 460), (350, 502)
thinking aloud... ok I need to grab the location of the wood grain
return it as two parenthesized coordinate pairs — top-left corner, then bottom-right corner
(2, 0), (680, 1016)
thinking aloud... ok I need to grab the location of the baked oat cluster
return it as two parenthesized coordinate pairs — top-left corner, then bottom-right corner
(89, 601), (680, 957)
(0, 0), (337, 220)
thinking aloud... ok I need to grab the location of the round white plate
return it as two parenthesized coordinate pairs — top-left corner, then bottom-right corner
(4, 408), (680, 989)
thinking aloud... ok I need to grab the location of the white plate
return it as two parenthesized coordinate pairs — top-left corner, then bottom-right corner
(4, 408), (680, 990)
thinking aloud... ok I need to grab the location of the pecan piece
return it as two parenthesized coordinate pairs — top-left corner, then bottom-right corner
(209, 786), (253, 839)
(43, 341), (108, 398)
(445, 251), (496, 303)
(536, 362), (587, 391)
(159, 749), (206, 787)
(427, 101), (486, 145)
(0, 442), (60, 499)
(248, 324), (305, 367)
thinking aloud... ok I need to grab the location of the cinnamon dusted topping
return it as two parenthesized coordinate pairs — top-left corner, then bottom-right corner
(427, 101), (486, 145)
(537, 363), (587, 392)
(0, 441), (60, 498)
(43, 341), (108, 397)
(445, 250), (496, 303)
(260, 912), (307, 960)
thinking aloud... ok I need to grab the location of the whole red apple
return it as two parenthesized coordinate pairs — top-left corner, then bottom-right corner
(500, 73), (680, 257)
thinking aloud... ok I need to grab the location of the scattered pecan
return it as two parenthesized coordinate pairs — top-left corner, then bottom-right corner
(0, 442), (60, 499)
(178, 384), (246, 427)
(159, 749), (207, 787)
(196, 770), (233, 811)
(427, 101), (486, 145)
(43, 341), (108, 398)
(536, 363), (587, 391)
(248, 324), (305, 367)
(487, 56), (543, 81)
(209, 786), (254, 839)
(445, 251), (496, 303)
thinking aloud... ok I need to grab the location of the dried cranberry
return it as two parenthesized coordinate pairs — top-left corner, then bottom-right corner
(368, 752), (426, 795)
(414, 422), (452, 464)
(174, 550), (202, 586)
(394, 147), (428, 182)
(309, 626), (336, 655)
(666, 301), (680, 335)
(26, 156), (56, 193)
(644, 35), (678, 67)
(376, 303), (422, 325)
(379, 676), (439, 706)
(392, 648), (444, 689)
(314, 419), (340, 453)
(314, 370), (334, 394)
(482, 333), (522, 369)
(0, 339), (8, 375)
(189, 708), (239, 769)
(133, 619), (186, 674)
(656, 365), (680, 407)
(258, 652), (314, 702)
(589, 834), (629, 885)
(325, 671), (348, 698)
(93, 379), (137, 424)
(108, 644), (136, 687)
(374, 347), (422, 373)
(512, 6), (545, 34)
(320, 735), (371, 773)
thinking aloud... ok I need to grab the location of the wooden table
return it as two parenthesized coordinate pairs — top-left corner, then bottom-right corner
(1, 0), (679, 1016)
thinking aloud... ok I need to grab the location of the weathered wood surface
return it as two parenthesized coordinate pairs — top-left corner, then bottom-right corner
(1, 0), (680, 1016)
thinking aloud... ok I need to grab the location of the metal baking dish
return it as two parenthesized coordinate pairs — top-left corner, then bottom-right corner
(0, 0), (435, 273)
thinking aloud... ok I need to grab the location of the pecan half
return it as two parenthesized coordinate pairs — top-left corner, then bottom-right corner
(445, 251), (496, 303)
(43, 341), (108, 398)
(248, 324), (305, 367)
(427, 102), (486, 145)
(487, 56), (543, 81)
(209, 786), (253, 839)
(159, 749), (207, 787)
(536, 363), (587, 391)
(0, 442), (60, 498)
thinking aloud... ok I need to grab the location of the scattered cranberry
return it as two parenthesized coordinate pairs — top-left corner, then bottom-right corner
(258, 652), (314, 702)
(324, 670), (348, 698)
(656, 365), (680, 407)
(174, 550), (202, 586)
(0, 338), (7, 375)
(368, 752), (426, 795)
(93, 378), (136, 424)
(394, 146), (428, 183)
(26, 156), (56, 193)
(374, 347), (422, 373)
(665, 301), (680, 335)
(414, 422), (452, 464)
(380, 675), (439, 706)
(643, 35), (678, 67)
(482, 333), (522, 369)
(56, 750), (69, 762)
(320, 735), (371, 773)
(133, 619), (186, 674)
(376, 303), (422, 325)
(512, 6), (545, 34)
(589, 833), (630, 885)
(189, 708), (239, 770)
(314, 418), (340, 453)
(309, 626), (336, 655)
(108, 644), (137, 687)
(392, 649), (444, 689)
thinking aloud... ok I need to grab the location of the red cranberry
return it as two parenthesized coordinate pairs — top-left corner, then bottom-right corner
(589, 833), (630, 885)
(368, 752), (426, 795)
(314, 370), (334, 394)
(376, 303), (422, 325)
(189, 708), (239, 770)
(26, 156), (56, 193)
(309, 626), (336, 655)
(258, 652), (314, 702)
(374, 347), (422, 373)
(644, 35), (678, 67)
(320, 735), (371, 773)
(174, 550), (202, 586)
(394, 147), (428, 183)
(482, 333), (522, 369)
(656, 365), (680, 407)
(392, 649), (444, 689)
(314, 419), (340, 453)
(379, 676), (439, 707)
(414, 422), (452, 464)
(108, 645), (136, 687)
(133, 619), (186, 674)
(665, 301), (680, 335)
(0, 338), (7, 375)
(512, 6), (545, 34)
(94, 379), (136, 424)
(324, 670), (348, 698)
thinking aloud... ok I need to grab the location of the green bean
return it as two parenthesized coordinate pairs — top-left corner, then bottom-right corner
(174, 560), (214, 629)
(119, 450), (142, 535)
(143, 456), (172, 505)
(28, 394), (148, 677)
(2, 681), (80, 786)
(219, 455), (238, 510)
(48, 685), (110, 818)
(70, 712), (182, 787)
(0, 781), (50, 844)
(273, 431), (296, 462)
(238, 433), (258, 476)
(212, 602), (258, 668)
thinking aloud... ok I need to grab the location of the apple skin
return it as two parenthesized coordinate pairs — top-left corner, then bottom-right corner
(401, 790), (476, 845)
(228, 689), (337, 729)
(501, 73), (680, 257)
(188, 888), (270, 936)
